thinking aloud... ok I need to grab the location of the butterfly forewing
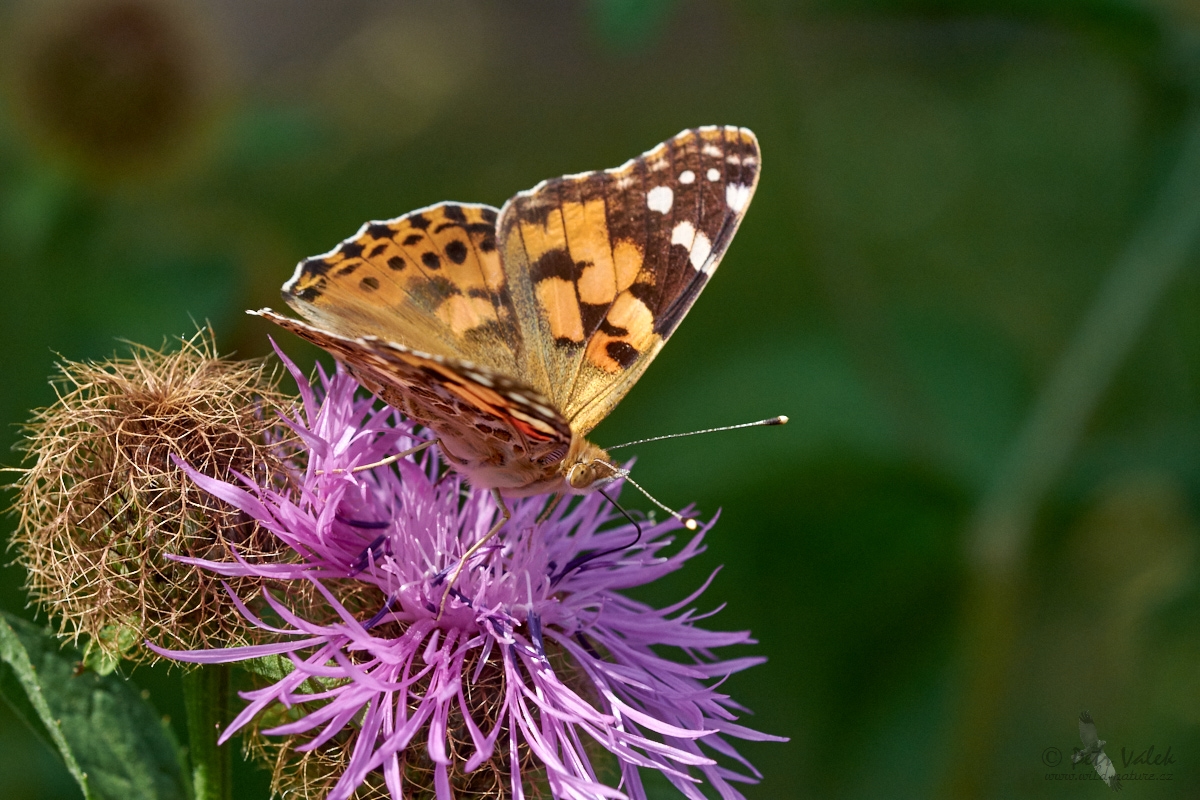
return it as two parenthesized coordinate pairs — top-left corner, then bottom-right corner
(497, 126), (760, 434)
(282, 202), (523, 377)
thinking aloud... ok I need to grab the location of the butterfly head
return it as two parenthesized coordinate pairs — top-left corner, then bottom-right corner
(564, 441), (621, 493)
(563, 440), (700, 531)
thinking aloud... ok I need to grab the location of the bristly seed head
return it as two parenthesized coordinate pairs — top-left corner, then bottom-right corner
(9, 328), (295, 667)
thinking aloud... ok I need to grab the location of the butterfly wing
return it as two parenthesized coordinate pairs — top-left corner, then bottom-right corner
(254, 310), (574, 483)
(497, 126), (760, 434)
(280, 202), (525, 379)
(265, 126), (759, 447)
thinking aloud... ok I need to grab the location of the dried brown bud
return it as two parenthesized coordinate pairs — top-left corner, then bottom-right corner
(10, 328), (294, 666)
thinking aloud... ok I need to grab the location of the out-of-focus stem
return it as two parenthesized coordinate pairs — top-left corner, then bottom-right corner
(183, 664), (232, 800)
(943, 113), (1200, 798)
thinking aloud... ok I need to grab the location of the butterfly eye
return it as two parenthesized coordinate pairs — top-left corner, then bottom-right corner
(566, 460), (608, 490)
(565, 462), (590, 489)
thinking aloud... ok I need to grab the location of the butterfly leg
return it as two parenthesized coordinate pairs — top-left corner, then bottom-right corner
(437, 488), (510, 618)
(535, 493), (564, 524)
(317, 438), (436, 475)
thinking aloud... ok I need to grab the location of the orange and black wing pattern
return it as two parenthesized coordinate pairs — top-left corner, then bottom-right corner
(256, 126), (760, 489)
(278, 202), (525, 380)
(497, 126), (760, 433)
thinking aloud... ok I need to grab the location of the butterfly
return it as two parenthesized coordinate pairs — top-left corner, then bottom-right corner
(254, 126), (760, 500)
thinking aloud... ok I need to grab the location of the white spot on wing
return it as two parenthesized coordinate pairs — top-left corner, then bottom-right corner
(670, 221), (714, 273)
(679, 169), (695, 184)
(671, 220), (696, 249)
(647, 185), (674, 214)
(692, 231), (713, 273)
(702, 144), (722, 158)
(726, 183), (751, 212)
(706, 167), (720, 182)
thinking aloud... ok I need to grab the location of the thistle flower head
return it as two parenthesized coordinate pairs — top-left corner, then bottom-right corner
(10, 329), (292, 666)
(156, 349), (782, 799)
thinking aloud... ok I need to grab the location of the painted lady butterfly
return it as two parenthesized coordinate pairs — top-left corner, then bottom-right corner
(255, 126), (760, 500)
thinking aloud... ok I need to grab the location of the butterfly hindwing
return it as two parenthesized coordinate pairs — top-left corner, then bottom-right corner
(497, 126), (760, 434)
(255, 310), (573, 469)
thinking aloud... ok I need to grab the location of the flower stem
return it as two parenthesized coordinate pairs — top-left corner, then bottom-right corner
(182, 664), (233, 800)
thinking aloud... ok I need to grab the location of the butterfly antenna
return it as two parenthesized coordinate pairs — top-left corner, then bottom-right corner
(606, 415), (788, 451)
(592, 459), (699, 531)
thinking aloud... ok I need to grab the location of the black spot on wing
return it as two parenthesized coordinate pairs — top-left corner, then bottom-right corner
(387, 255), (406, 271)
(293, 280), (325, 302)
(598, 317), (628, 336)
(445, 239), (468, 264)
(365, 223), (393, 239)
(627, 281), (656, 307)
(579, 302), (608, 338)
(340, 242), (365, 259)
(360, 276), (380, 291)
(403, 233), (423, 246)
(421, 252), (442, 269)
(408, 213), (431, 230)
(479, 236), (497, 253)
(530, 248), (581, 283)
(300, 258), (331, 278)
(481, 208), (498, 224)
(606, 341), (639, 368)
(442, 204), (466, 223)
(368, 243), (389, 258)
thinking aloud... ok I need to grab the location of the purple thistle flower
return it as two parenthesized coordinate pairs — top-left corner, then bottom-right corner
(152, 348), (783, 800)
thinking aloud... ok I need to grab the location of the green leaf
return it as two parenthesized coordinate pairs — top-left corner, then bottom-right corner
(0, 612), (190, 800)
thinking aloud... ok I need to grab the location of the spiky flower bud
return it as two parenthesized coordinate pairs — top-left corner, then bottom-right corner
(10, 329), (293, 667)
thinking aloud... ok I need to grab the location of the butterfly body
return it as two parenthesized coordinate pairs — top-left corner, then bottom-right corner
(256, 126), (760, 496)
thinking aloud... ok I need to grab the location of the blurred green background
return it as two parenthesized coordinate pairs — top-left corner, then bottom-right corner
(2, 0), (1199, 797)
